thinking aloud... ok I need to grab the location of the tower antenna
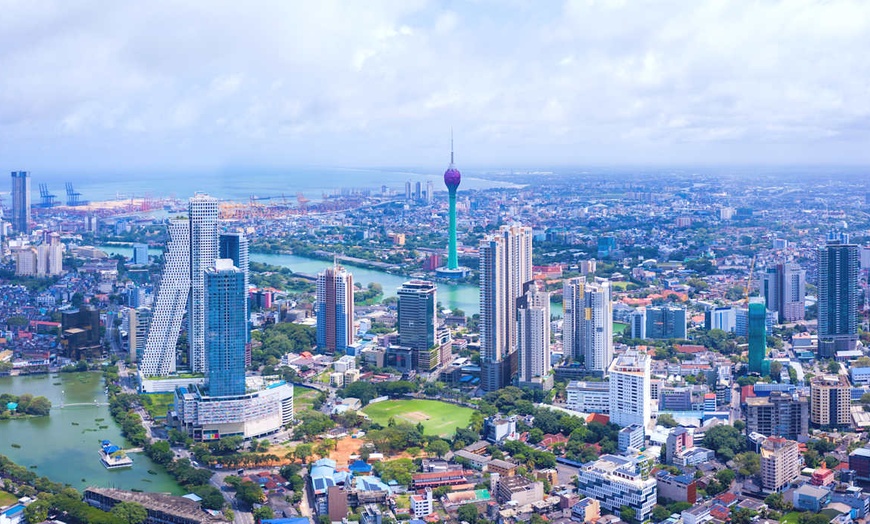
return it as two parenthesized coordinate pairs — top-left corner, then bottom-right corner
(450, 128), (454, 165)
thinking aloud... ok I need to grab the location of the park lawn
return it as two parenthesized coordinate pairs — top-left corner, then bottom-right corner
(362, 399), (474, 438)
(613, 321), (629, 334)
(293, 387), (321, 412)
(781, 512), (802, 524)
(138, 393), (175, 419)
(0, 490), (18, 507)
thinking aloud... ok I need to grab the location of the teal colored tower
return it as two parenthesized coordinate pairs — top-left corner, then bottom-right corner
(444, 139), (461, 270)
(748, 297), (768, 375)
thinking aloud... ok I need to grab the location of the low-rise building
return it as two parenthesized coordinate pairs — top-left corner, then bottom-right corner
(571, 498), (600, 523)
(566, 380), (610, 414)
(618, 424), (644, 452)
(484, 415), (518, 443)
(575, 454), (657, 522)
(656, 470), (697, 504)
(793, 484), (831, 512)
(410, 488), (433, 517)
(496, 476), (544, 506)
(84, 487), (226, 524)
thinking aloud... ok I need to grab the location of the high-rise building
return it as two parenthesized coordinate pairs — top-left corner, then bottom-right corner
(142, 219), (190, 376)
(810, 374), (851, 428)
(479, 225), (532, 391)
(316, 262), (354, 353)
(14, 247), (38, 276)
(397, 280), (438, 372)
(705, 306), (737, 333)
(219, 232), (250, 342)
(818, 235), (859, 354)
(748, 297), (768, 375)
(576, 454), (657, 522)
(11, 171), (31, 234)
(744, 391), (809, 440)
(188, 194), (219, 373)
(644, 306), (687, 339)
(132, 243), (149, 265)
(125, 306), (151, 363)
(205, 260), (247, 397)
(564, 279), (613, 374)
(516, 281), (552, 390)
(444, 141), (461, 271)
(760, 437), (801, 492)
(762, 263), (806, 323)
(609, 350), (651, 428)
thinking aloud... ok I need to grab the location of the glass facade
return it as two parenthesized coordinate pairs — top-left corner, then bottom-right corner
(205, 262), (247, 397)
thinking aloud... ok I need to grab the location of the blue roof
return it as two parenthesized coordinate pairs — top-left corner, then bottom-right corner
(6, 402), (18, 411)
(261, 519), (309, 524)
(1, 505), (24, 517)
(349, 460), (372, 473)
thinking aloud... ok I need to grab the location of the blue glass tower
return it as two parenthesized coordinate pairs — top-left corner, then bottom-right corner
(205, 260), (247, 397)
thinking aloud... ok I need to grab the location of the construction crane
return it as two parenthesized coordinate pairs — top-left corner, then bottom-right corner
(744, 255), (757, 304)
(38, 183), (58, 208)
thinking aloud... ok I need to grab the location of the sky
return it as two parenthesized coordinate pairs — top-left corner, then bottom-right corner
(2, 0), (870, 173)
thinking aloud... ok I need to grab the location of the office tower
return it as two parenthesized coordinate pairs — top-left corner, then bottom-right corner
(415, 181), (422, 201)
(516, 281), (552, 390)
(405, 180), (412, 200)
(125, 307), (151, 363)
(629, 308), (646, 339)
(644, 306), (687, 339)
(444, 140), (461, 271)
(763, 263), (806, 323)
(609, 350), (651, 428)
(748, 297), (768, 375)
(744, 391), (808, 440)
(564, 278), (613, 374)
(810, 374), (851, 428)
(11, 171), (31, 234)
(818, 235), (859, 354)
(705, 306), (736, 333)
(132, 243), (149, 265)
(220, 232), (250, 341)
(398, 280), (438, 372)
(142, 219), (190, 376)
(316, 262), (354, 353)
(425, 180), (434, 204)
(760, 437), (800, 492)
(84, 214), (98, 234)
(205, 260), (247, 397)
(761, 267), (779, 319)
(188, 194), (219, 373)
(576, 455), (657, 523)
(479, 225), (532, 391)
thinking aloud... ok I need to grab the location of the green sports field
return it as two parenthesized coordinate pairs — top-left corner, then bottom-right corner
(362, 399), (474, 437)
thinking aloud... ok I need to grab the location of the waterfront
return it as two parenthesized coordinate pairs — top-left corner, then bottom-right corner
(0, 372), (182, 494)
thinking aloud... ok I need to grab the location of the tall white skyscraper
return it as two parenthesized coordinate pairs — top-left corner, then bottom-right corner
(517, 281), (552, 390)
(563, 278), (613, 375)
(316, 262), (355, 353)
(479, 225), (532, 392)
(188, 194), (219, 373)
(142, 219), (190, 376)
(609, 350), (651, 428)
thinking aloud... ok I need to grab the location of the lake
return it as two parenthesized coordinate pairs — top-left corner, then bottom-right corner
(0, 372), (182, 494)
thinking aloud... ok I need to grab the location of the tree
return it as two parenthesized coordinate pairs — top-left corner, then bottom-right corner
(192, 485), (225, 510)
(769, 360), (783, 379)
(657, 413), (678, 428)
(620, 505), (637, 523)
(716, 468), (735, 487)
(827, 361), (841, 374)
(236, 481), (265, 506)
(457, 504), (478, 524)
(253, 506), (275, 522)
(730, 507), (754, 524)
(734, 451), (760, 477)
(764, 492), (791, 512)
(294, 443), (313, 464)
(426, 439), (450, 458)
(652, 505), (671, 522)
(110, 501), (148, 524)
(702, 425), (746, 461)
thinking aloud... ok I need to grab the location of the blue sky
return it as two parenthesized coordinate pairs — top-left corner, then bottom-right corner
(2, 0), (870, 173)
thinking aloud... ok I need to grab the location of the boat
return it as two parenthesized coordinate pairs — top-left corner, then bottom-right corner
(99, 440), (133, 469)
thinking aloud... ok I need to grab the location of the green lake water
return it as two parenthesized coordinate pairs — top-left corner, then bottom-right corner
(0, 372), (182, 494)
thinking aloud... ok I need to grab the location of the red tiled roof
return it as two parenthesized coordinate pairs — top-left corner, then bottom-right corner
(586, 413), (610, 425)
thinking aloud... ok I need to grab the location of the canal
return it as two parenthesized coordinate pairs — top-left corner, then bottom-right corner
(0, 372), (182, 494)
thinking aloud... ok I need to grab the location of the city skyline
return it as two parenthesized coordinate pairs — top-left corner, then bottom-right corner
(4, 2), (870, 173)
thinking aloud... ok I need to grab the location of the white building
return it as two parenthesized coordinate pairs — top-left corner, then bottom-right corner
(188, 194), (219, 373)
(708, 307), (737, 333)
(14, 247), (38, 276)
(563, 278), (613, 374)
(576, 454), (657, 522)
(411, 488), (433, 517)
(334, 355), (357, 373)
(566, 381), (610, 414)
(609, 350), (651, 428)
(517, 281), (551, 390)
(142, 219), (190, 376)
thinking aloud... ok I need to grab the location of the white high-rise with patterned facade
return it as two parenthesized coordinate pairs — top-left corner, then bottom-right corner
(142, 219), (190, 376)
(188, 194), (219, 373)
(517, 281), (551, 388)
(563, 278), (613, 374)
(609, 350), (651, 428)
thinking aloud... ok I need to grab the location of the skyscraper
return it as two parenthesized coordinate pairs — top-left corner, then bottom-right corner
(444, 141), (461, 270)
(142, 219), (190, 376)
(644, 306), (687, 339)
(748, 297), (768, 375)
(316, 262), (354, 353)
(762, 263), (806, 323)
(220, 232), (250, 341)
(397, 280), (438, 372)
(205, 260), (247, 397)
(479, 225), (532, 391)
(188, 194), (219, 373)
(609, 350), (651, 429)
(11, 171), (31, 234)
(818, 235), (859, 354)
(517, 281), (552, 390)
(563, 278), (613, 375)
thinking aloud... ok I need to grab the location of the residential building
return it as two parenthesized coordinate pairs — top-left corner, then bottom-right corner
(760, 436), (800, 492)
(410, 488), (433, 517)
(575, 454), (657, 522)
(609, 350), (651, 428)
(618, 424), (644, 452)
(563, 278), (613, 374)
(644, 306), (687, 339)
(142, 219), (190, 376)
(818, 234), (859, 354)
(571, 498), (600, 523)
(397, 280), (438, 372)
(762, 262), (806, 323)
(124, 306), (151, 362)
(566, 380), (610, 414)
(656, 470), (697, 504)
(665, 427), (692, 465)
(743, 391), (809, 440)
(810, 374), (851, 428)
(132, 243), (149, 265)
(11, 171), (30, 234)
(188, 194), (219, 374)
(14, 247), (38, 276)
(479, 225), (532, 391)
(205, 260), (247, 397)
(316, 262), (354, 353)
(516, 281), (552, 390)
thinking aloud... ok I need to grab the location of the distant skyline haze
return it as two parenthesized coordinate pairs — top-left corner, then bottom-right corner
(2, 0), (870, 174)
